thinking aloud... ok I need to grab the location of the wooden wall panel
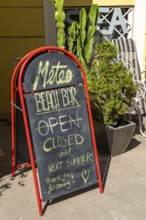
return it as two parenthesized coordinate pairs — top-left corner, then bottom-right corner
(0, 8), (44, 37)
(0, 1), (45, 115)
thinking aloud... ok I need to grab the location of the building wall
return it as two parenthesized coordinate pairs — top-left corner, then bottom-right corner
(0, 0), (146, 117)
(0, 0), (45, 117)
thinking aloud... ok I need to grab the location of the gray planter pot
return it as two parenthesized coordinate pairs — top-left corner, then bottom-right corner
(93, 120), (136, 156)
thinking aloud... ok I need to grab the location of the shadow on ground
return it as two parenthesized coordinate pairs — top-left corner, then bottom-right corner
(0, 121), (31, 196)
(125, 136), (141, 153)
(0, 121), (11, 178)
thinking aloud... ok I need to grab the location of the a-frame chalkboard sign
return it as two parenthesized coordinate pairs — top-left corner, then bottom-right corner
(11, 47), (103, 216)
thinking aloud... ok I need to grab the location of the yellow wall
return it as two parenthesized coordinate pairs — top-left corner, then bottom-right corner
(92, 0), (134, 6)
(64, 0), (92, 7)
(64, 0), (134, 6)
(0, 0), (45, 117)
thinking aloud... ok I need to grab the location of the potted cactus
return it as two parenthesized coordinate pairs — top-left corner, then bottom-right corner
(67, 4), (99, 72)
(51, 0), (99, 72)
(50, 0), (66, 49)
(51, 1), (137, 156)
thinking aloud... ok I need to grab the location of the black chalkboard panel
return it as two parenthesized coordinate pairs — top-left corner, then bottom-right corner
(16, 90), (30, 165)
(23, 51), (98, 201)
(14, 67), (31, 166)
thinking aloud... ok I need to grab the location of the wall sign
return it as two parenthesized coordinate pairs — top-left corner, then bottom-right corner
(65, 7), (131, 40)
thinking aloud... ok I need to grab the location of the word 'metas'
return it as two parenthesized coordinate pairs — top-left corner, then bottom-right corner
(33, 60), (73, 90)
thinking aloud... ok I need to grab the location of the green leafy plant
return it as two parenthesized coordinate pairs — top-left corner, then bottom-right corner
(87, 41), (138, 126)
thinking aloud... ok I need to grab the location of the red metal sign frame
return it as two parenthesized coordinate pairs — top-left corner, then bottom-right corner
(11, 46), (103, 216)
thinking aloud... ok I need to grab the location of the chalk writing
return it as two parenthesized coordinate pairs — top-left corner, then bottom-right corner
(37, 111), (82, 135)
(47, 152), (93, 173)
(58, 147), (73, 158)
(61, 87), (79, 108)
(48, 161), (64, 173)
(34, 87), (80, 114)
(33, 60), (73, 90)
(81, 169), (90, 184)
(66, 153), (93, 167)
(45, 173), (74, 184)
(34, 90), (60, 112)
(47, 181), (71, 194)
(43, 134), (84, 153)
(45, 172), (74, 194)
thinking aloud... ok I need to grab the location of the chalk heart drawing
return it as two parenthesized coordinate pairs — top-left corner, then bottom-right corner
(81, 169), (90, 184)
